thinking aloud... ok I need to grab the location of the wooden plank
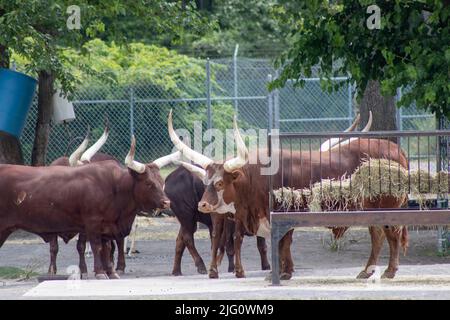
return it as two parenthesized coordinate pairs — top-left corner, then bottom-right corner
(270, 210), (450, 228)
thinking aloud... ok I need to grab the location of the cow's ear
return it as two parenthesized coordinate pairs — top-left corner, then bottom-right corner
(231, 170), (243, 181)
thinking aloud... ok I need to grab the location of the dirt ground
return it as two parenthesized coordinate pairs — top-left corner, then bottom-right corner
(1, 216), (450, 299)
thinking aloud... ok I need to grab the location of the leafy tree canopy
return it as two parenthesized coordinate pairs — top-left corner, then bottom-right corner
(271, 0), (450, 117)
(0, 0), (210, 94)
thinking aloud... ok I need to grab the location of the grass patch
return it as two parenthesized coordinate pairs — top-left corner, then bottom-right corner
(0, 266), (38, 280)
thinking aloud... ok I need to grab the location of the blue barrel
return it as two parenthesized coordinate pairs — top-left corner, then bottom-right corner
(0, 68), (37, 137)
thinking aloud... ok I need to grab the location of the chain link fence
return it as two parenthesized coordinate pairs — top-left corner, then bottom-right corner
(19, 58), (435, 165)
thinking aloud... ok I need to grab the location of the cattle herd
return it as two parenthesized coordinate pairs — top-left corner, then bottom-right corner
(0, 110), (410, 281)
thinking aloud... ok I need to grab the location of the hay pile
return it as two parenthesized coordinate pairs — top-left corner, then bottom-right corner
(274, 158), (449, 212)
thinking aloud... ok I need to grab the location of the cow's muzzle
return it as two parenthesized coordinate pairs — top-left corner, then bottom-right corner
(161, 200), (171, 210)
(198, 201), (214, 213)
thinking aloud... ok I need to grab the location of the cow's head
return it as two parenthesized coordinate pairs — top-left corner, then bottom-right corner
(125, 135), (171, 211)
(168, 110), (248, 214)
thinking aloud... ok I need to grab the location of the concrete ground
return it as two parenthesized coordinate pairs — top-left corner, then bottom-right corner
(1, 217), (450, 299)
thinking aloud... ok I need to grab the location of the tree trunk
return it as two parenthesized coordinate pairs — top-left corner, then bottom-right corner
(0, 44), (9, 68)
(31, 70), (54, 166)
(359, 80), (397, 140)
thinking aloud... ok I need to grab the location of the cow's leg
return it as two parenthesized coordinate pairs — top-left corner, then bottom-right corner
(102, 240), (119, 279)
(279, 229), (294, 280)
(77, 233), (89, 278)
(47, 236), (59, 275)
(257, 236), (271, 271)
(381, 226), (402, 279)
(182, 226), (207, 274)
(115, 238), (126, 275)
(209, 215), (224, 279)
(233, 219), (245, 278)
(225, 219), (235, 273)
(172, 228), (186, 276)
(357, 226), (385, 279)
(88, 235), (108, 280)
(110, 239), (116, 267)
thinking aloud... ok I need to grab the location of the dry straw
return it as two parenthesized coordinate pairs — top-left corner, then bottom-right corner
(274, 158), (449, 212)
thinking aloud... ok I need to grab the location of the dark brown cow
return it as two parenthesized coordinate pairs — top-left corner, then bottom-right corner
(0, 137), (170, 279)
(168, 111), (408, 280)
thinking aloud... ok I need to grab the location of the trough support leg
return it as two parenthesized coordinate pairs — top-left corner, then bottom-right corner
(271, 222), (291, 286)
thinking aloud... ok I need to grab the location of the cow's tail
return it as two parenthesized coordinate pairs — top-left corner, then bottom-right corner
(401, 225), (409, 256)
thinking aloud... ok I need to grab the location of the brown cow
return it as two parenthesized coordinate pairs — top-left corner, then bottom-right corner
(0, 136), (170, 279)
(46, 126), (126, 278)
(168, 111), (408, 280)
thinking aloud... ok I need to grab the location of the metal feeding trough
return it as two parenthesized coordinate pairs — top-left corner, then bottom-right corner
(0, 68), (37, 137)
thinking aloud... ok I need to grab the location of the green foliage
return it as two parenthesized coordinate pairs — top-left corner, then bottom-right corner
(0, 0), (210, 96)
(271, 1), (450, 118)
(177, 0), (290, 58)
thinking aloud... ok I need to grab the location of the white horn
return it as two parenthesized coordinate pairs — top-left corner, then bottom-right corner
(329, 111), (374, 151)
(153, 151), (181, 169)
(223, 115), (248, 172)
(168, 109), (213, 169)
(320, 113), (360, 152)
(80, 124), (109, 163)
(361, 110), (372, 132)
(174, 160), (206, 180)
(125, 135), (146, 174)
(69, 127), (90, 167)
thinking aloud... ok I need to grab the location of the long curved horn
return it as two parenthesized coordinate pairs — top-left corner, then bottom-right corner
(125, 135), (146, 174)
(174, 160), (206, 180)
(320, 113), (360, 152)
(69, 126), (91, 167)
(153, 151), (181, 169)
(80, 124), (109, 163)
(168, 109), (213, 169)
(329, 110), (373, 151)
(224, 115), (248, 173)
(361, 110), (372, 132)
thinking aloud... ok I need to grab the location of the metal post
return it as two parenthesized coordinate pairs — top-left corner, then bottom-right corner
(347, 80), (353, 126)
(437, 115), (448, 253)
(129, 88), (134, 137)
(206, 58), (212, 132)
(270, 225), (281, 286)
(267, 74), (273, 132)
(396, 87), (403, 131)
(274, 70), (280, 130)
(233, 44), (239, 116)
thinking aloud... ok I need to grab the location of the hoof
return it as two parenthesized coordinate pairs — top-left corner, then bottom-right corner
(209, 269), (219, 279)
(197, 265), (208, 275)
(47, 268), (57, 275)
(116, 269), (125, 276)
(381, 270), (396, 279)
(264, 272), (272, 281)
(172, 270), (182, 276)
(235, 270), (245, 278)
(95, 273), (109, 280)
(228, 266), (235, 273)
(81, 273), (89, 280)
(262, 264), (271, 271)
(108, 272), (120, 279)
(280, 272), (292, 280)
(356, 270), (373, 279)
